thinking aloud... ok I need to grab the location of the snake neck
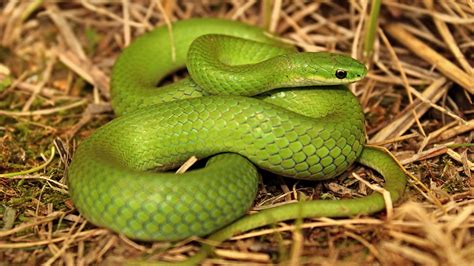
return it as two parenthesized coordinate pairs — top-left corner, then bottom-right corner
(187, 34), (294, 96)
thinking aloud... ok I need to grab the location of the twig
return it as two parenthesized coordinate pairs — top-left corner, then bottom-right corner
(269, 0), (282, 33)
(175, 156), (198, 174)
(363, 0), (381, 57)
(352, 173), (393, 219)
(0, 99), (87, 117)
(0, 146), (56, 178)
(156, 0), (176, 62)
(385, 23), (473, 93)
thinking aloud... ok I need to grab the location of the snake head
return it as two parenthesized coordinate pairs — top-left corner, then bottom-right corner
(326, 52), (368, 83)
(281, 52), (368, 87)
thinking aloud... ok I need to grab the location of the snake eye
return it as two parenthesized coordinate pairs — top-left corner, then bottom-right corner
(335, 69), (347, 79)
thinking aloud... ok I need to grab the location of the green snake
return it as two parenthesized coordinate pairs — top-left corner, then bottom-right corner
(67, 18), (408, 261)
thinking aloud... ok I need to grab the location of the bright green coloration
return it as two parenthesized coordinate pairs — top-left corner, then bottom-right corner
(67, 18), (407, 247)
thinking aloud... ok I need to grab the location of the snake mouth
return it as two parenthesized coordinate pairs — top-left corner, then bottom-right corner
(278, 74), (364, 88)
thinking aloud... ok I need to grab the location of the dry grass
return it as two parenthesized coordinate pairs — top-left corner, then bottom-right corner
(0, 0), (473, 265)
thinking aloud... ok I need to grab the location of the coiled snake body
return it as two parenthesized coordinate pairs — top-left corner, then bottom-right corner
(68, 18), (407, 247)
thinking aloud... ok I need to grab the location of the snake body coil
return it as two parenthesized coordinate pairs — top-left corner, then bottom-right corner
(68, 18), (407, 244)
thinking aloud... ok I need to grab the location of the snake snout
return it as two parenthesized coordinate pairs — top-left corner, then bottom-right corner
(331, 54), (368, 83)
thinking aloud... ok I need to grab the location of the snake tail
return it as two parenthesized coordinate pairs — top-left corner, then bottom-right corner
(169, 146), (408, 265)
